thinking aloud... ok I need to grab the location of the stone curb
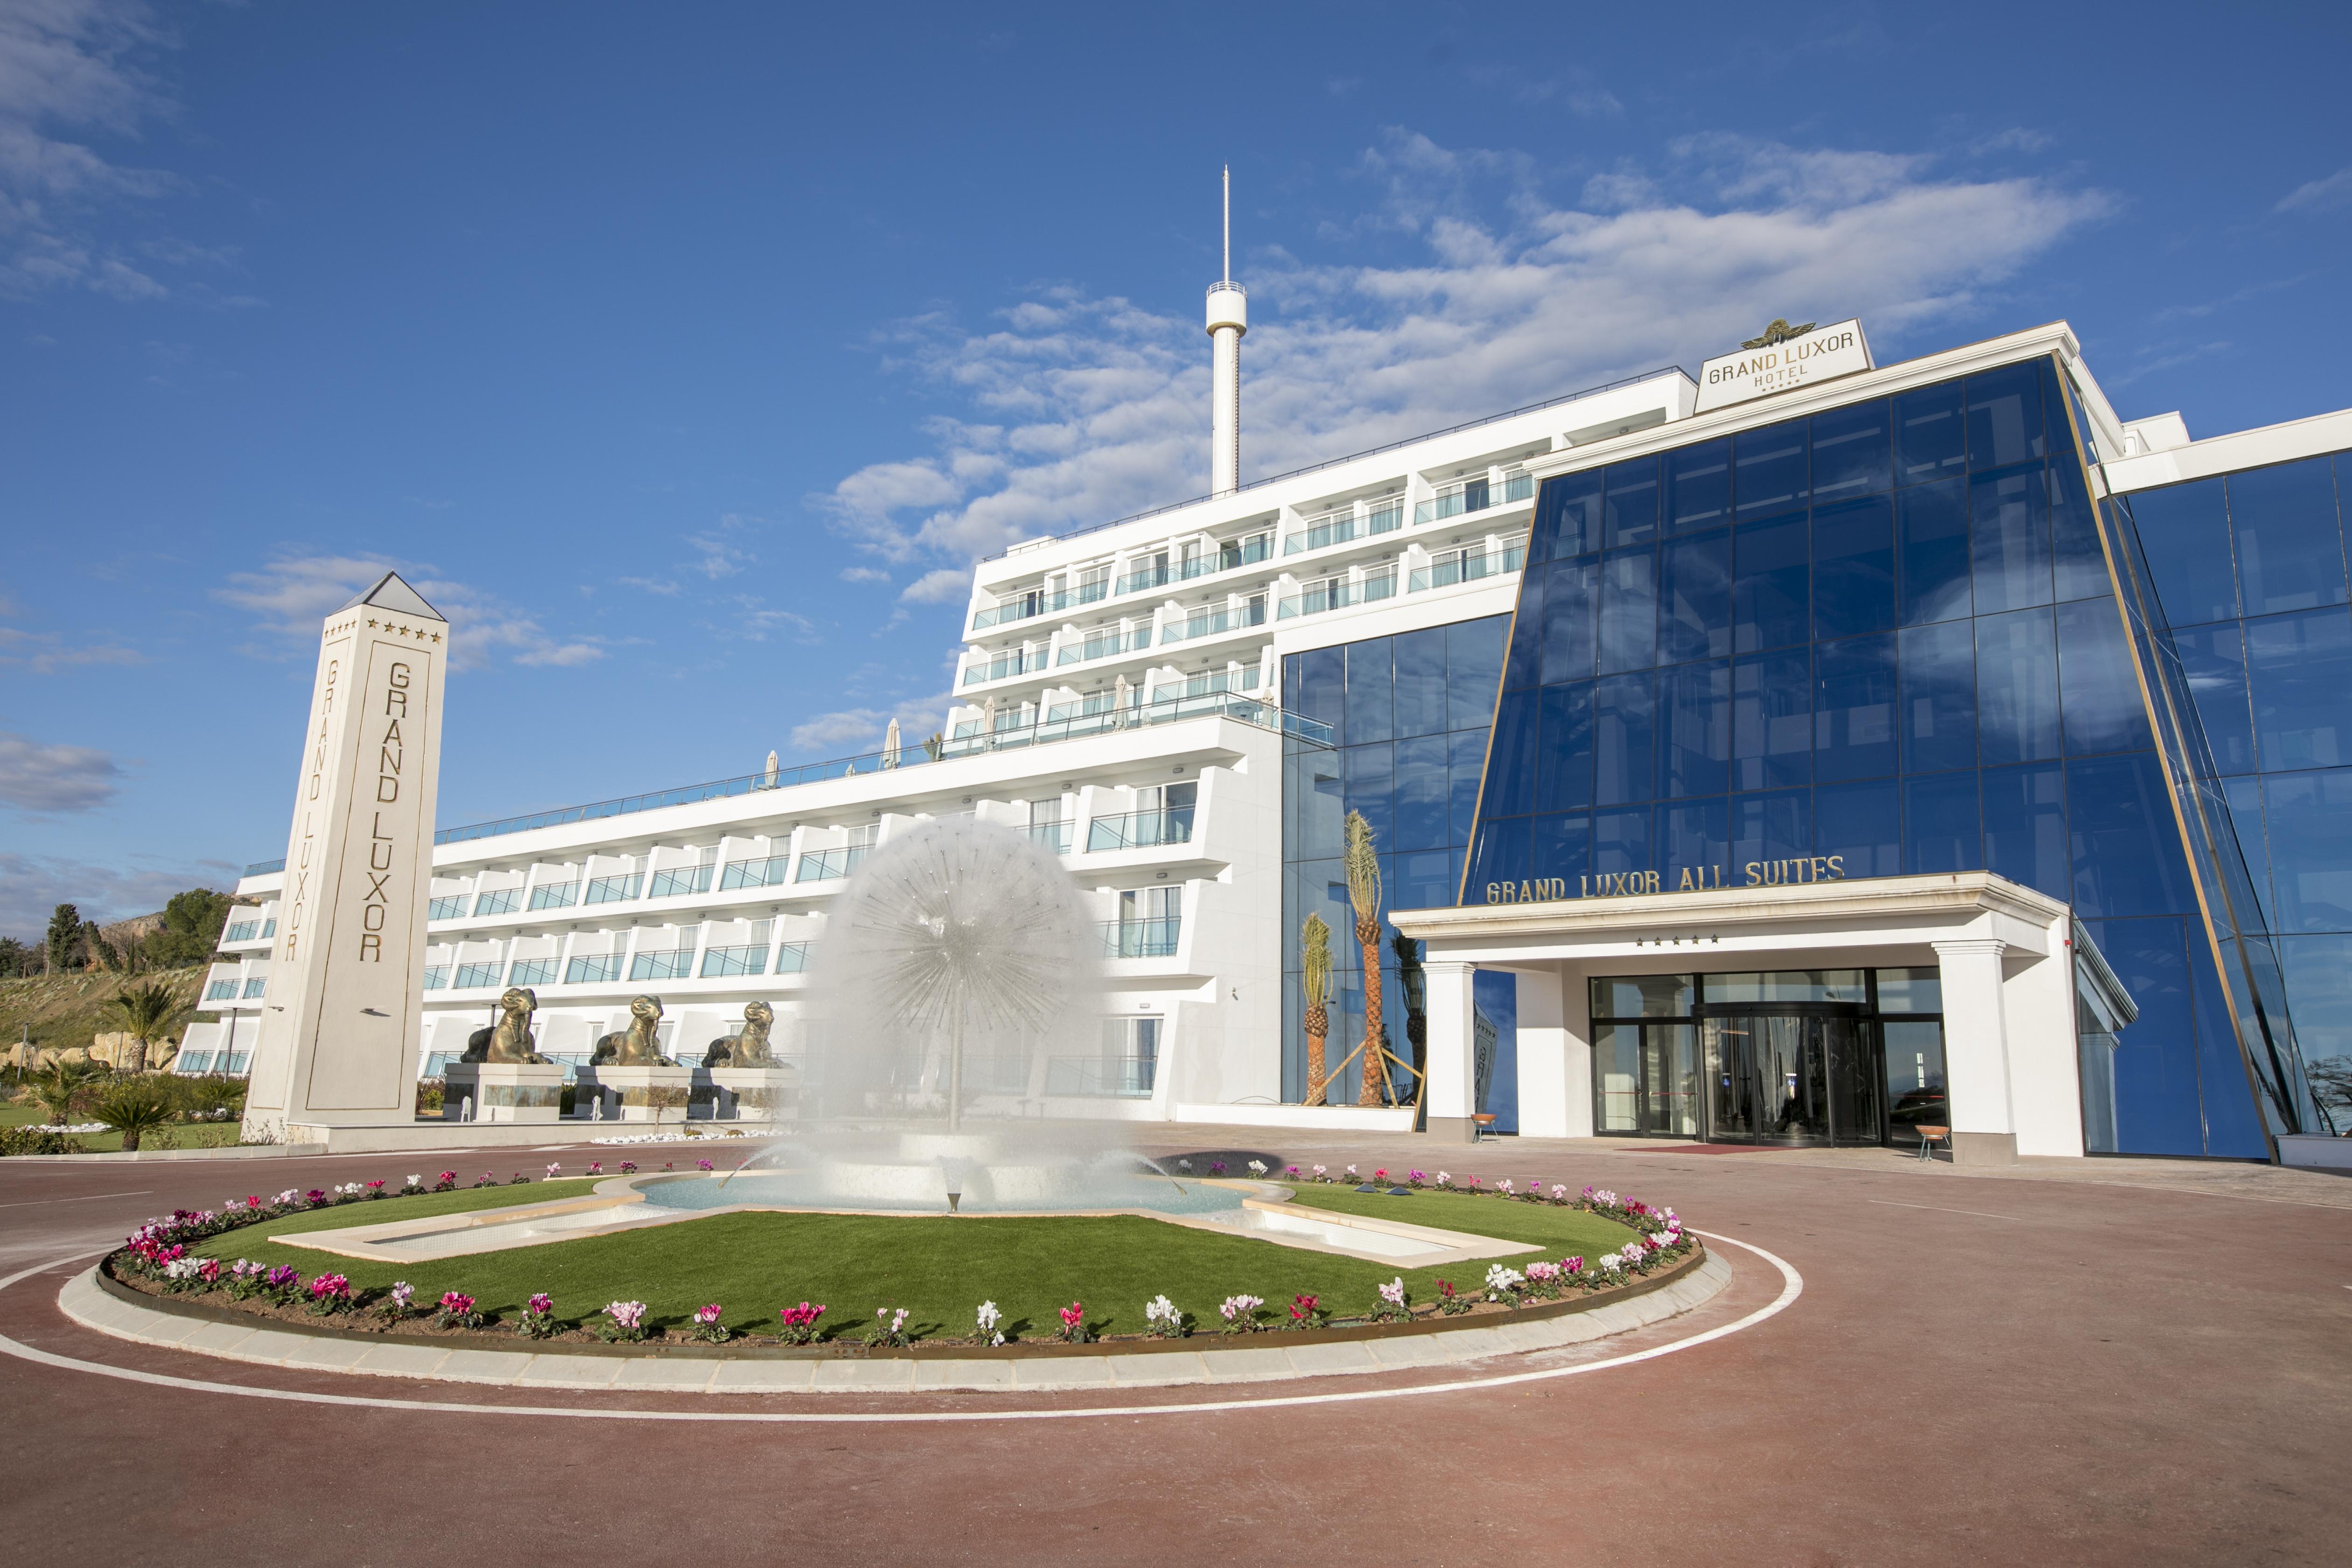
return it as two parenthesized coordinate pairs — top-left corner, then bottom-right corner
(3, 1144), (332, 1164)
(58, 1254), (1733, 1394)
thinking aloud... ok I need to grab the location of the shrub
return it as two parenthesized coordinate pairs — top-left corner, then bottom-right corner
(777, 1302), (826, 1344)
(0, 1126), (86, 1156)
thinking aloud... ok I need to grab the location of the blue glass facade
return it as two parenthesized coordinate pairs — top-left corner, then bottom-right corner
(1280, 618), (1517, 1118)
(1457, 353), (2319, 1158)
(2119, 450), (2352, 1141)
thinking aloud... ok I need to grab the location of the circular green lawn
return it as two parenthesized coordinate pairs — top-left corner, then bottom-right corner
(186, 1181), (1649, 1342)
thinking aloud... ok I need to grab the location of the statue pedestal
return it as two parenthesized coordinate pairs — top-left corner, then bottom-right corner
(443, 1063), (565, 1124)
(708, 1066), (797, 1122)
(577, 1064), (693, 1123)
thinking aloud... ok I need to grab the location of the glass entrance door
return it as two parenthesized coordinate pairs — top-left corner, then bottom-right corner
(1701, 1011), (1882, 1145)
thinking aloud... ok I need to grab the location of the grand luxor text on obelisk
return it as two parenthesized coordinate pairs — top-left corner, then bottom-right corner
(241, 574), (447, 1142)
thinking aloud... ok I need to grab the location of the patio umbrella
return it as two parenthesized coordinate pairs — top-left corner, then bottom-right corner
(882, 716), (902, 769)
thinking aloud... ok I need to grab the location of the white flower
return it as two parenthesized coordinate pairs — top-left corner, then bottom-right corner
(1246, 1160), (1267, 1176)
(1377, 1277), (1406, 1307)
(1145, 1294), (1179, 1328)
(1484, 1264), (1525, 1295)
(1435, 1171), (1450, 1185)
(1345, 1164), (1358, 1176)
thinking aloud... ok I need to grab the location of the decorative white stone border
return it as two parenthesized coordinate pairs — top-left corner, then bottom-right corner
(53, 1253), (1732, 1394)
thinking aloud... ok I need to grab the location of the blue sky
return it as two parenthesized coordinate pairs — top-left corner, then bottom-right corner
(2, 0), (2348, 938)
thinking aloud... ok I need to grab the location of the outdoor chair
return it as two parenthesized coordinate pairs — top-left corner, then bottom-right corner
(1473, 1113), (1497, 1141)
(1914, 1124), (1952, 1162)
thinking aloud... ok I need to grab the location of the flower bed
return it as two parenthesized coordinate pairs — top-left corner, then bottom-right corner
(97, 1168), (1703, 1355)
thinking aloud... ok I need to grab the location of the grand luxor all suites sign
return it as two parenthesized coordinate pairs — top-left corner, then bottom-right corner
(1694, 318), (1873, 413)
(1484, 856), (1848, 905)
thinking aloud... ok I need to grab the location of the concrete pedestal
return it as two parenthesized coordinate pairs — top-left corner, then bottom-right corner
(708, 1065), (796, 1122)
(576, 1064), (693, 1123)
(442, 1062), (565, 1124)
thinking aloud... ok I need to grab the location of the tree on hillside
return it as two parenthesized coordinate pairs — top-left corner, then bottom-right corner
(43, 904), (81, 973)
(0, 938), (27, 978)
(145, 889), (235, 969)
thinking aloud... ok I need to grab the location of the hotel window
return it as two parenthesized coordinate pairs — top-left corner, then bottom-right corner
(453, 961), (502, 989)
(205, 979), (239, 1002)
(509, 958), (559, 988)
(422, 966), (450, 990)
(224, 920), (261, 943)
(1028, 798), (1071, 854)
(585, 872), (643, 904)
(1108, 887), (1180, 957)
(473, 887), (520, 917)
(530, 881), (579, 910)
(427, 895), (467, 922)
(649, 858), (714, 898)
(241, 977), (268, 999)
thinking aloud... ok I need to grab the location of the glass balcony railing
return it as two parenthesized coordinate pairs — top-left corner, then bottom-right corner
(427, 895), (467, 922)
(1025, 820), (1072, 854)
(970, 596), (1043, 631)
(422, 966), (449, 991)
(1283, 501), (1403, 556)
(242, 977), (268, 998)
(585, 873), (643, 905)
(530, 882), (578, 911)
(564, 953), (623, 985)
(775, 941), (811, 975)
(453, 962), (503, 989)
(648, 865), (714, 898)
(1100, 917), (1182, 959)
(718, 855), (792, 891)
(1276, 569), (1399, 620)
(1412, 472), (1532, 526)
(628, 948), (695, 982)
(474, 888), (520, 917)
(509, 959), (560, 987)
(1086, 810), (1195, 853)
(1160, 599), (1267, 645)
(1408, 539), (1528, 593)
(1044, 1054), (1157, 1097)
(1117, 560), (1170, 594)
(244, 858), (285, 876)
(699, 944), (768, 978)
(204, 979), (240, 1001)
(961, 647), (1048, 687)
(224, 921), (261, 944)
(795, 845), (871, 882)
(1056, 627), (1150, 666)
(260, 919), (276, 938)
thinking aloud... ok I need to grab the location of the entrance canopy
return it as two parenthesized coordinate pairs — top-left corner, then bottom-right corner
(1392, 871), (2084, 1164)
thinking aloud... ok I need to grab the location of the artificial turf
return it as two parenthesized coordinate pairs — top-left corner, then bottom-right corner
(184, 1180), (1645, 1341)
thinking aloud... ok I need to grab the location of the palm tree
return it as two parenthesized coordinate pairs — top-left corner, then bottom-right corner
(1343, 810), (1386, 1106)
(106, 980), (180, 1074)
(1300, 914), (1332, 1106)
(90, 1082), (175, 1152)
(29, 1057), (101, 1125)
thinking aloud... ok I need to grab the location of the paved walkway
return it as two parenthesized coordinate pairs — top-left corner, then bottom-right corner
(0, 1133), (2345, 1565)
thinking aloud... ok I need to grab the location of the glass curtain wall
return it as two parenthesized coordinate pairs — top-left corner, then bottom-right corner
(1281, 617), (1515, 1111)
(1470, 353), (2286, 1157)
(2114, 449), (2351, 1136)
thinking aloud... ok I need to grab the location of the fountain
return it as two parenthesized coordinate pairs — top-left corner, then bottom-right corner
(643, 815), (1241, 1218)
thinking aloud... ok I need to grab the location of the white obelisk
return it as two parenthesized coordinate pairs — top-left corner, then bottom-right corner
(241, 573), (447, 1141)
(1206, 165), (1247, 496)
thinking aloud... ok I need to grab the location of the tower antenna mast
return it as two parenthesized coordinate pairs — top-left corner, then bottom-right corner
(1223, 164), (1230, 281)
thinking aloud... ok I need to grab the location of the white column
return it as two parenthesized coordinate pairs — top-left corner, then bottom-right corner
(1933, 938), (2017, 1165)
(241, 572), (447, 1141)
(1423, 960), (1479, 1143)
(1510, 966), (1572, 1138)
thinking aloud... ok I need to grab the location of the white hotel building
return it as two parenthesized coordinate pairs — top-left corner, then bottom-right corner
(189, 278), (2352, 1164)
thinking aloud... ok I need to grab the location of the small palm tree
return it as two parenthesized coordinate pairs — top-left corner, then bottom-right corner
(90, 1082), (176, 1152)
(1301, 914), (1332, 1106)
(1343, 810), (1386, 1106)
(29, 1057), (100, 1125)
(106, 980), (180, 1073)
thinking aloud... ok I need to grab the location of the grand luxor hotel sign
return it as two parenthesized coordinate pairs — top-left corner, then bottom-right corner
(1694, 318), (1872, 413)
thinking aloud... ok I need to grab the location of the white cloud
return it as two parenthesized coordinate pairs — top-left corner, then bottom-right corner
(0, 619), (142, 673)
(898, 567), (969, 604)
(839, 566), (891, 584)
(0, 0), (183, 301)
(815, 129), (2112, 573)
(788, 707), (887, 753)
(0, 729), (119, 811)
(2276, 168), (2352, 215)
(214, 553), (606, 672)
(0, 849), (232, 941)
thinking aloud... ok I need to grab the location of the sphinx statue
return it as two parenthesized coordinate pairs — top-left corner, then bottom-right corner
(704, 999), (775, 1068)
(591, 994), (673, 1066)
(462, 987), (551, 1064)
